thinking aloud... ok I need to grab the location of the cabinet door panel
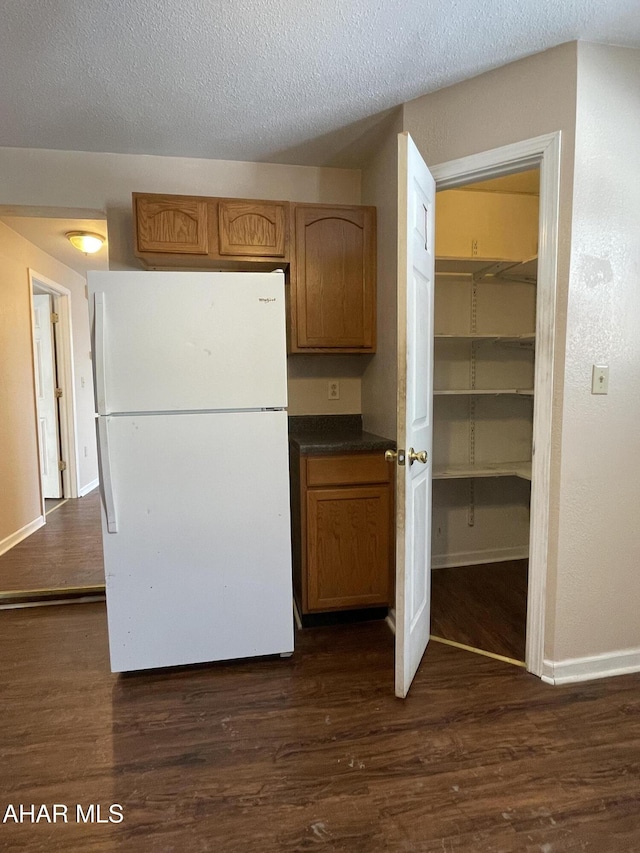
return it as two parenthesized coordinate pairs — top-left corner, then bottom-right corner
(307, 485), (391, 611)
(294, 205), (375, 351)
(218, 201), (287, 257)
(135, 196), (208, 254)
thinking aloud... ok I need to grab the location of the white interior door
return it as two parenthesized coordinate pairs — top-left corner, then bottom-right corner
(33, 294), (62, 499)
(394, 132), (436, 698)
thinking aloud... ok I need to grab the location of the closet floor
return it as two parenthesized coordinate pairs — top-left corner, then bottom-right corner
(430, 559), (528, 662)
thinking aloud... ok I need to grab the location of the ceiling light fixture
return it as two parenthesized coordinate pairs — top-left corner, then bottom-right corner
(66, 231), (105, 254)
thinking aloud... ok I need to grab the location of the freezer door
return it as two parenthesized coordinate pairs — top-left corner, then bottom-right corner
(89, 271), (287, 414)
(98, 410), (294, 672)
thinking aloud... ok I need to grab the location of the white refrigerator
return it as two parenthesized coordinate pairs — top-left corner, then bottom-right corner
(88, 270), (294, 673)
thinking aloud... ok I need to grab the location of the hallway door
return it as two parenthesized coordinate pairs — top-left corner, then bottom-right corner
(33, 293), (62, 498)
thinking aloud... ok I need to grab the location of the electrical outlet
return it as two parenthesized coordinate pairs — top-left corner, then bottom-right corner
(592, 365), (609, 395)
(471, 239), (478, 257)
(328, 380), (340, 400)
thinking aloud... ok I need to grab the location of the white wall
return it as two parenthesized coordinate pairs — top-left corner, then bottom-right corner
(0, 147), (366, 416)
(553, 43), (640, 661)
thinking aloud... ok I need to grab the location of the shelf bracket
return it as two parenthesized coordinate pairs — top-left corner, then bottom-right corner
(467, 479), (476, 528)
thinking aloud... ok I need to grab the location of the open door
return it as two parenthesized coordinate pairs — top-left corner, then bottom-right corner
(33, 293), (63, 499)
(394, 132), (435, 698)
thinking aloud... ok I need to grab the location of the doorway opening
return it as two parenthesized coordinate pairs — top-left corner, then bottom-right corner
(428, 133), (560, 679)
(0, 208), (108, 604)
(429, 167), (539, 666)
(30, 271), (79, 508)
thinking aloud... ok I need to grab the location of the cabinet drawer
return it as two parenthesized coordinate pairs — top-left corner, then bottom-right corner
(306, 453), (390, 487)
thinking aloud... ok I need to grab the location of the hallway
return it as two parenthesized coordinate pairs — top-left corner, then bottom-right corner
(0, 489), (103, 596)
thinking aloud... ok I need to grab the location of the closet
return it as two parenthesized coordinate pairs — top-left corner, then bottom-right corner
(430, 172), (539, 659)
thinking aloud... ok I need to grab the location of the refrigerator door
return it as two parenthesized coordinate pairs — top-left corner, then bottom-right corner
(89, 271), (287, 414)
(99, 409), (294, 672)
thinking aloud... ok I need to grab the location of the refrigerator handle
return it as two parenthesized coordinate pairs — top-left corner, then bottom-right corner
(94, 292), (107, 415)
(97, 418), (118, 533)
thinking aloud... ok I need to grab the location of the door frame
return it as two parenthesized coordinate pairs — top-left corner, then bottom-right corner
(429, 131), (561, 678)
(29, 270), (80, 511)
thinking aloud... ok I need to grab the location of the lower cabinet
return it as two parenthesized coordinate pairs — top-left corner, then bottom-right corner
(290, 451), (394, 614)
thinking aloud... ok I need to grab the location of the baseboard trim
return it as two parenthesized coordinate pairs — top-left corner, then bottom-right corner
(385, 608), (396, 635)
(542, 648), (640, 685)
(432, 546), (528, 569)
(78, 479), (99, 497)
(0, 516), (45, 557)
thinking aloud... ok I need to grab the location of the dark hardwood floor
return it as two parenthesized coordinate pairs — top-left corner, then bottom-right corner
(1, 602), (640, 852)
(431, 560), (528, 662)
(0, 490), (103, 594)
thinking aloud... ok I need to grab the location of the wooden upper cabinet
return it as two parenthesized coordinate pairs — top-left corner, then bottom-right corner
(133, 195), (378, 352)
(291, 204), (376, 353)
(133, 192), (290, 268)
(135, 194), (208, 254)
(218, 200), (287, 258)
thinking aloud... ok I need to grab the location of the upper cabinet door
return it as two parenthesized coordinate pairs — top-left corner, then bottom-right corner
(218, 201), (288, 257)
(135, 194), (208, 255)
(293, 204), (376, 352)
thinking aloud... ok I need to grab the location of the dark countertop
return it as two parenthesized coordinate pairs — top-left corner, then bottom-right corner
(288, 415), (395, 455)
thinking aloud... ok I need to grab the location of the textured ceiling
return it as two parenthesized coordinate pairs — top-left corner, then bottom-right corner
(1, 0), (639, 167)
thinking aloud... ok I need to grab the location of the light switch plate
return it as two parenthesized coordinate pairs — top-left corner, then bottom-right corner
(592, 365), (609, 395)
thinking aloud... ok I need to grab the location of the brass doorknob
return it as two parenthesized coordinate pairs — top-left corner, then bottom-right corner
(408, 447), (428, 465)
(384, 450), (397, 462)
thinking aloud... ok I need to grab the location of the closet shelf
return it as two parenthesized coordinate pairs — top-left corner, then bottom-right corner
(435, 333), (535, 344)
(436, 257), (512, 275)
(434, 389), (534, 396)
(433, 462), (532, 481)
(435, 255), (537, 283)
(434, 332), (536, 341)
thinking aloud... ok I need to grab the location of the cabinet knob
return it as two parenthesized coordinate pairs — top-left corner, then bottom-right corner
(408, 448), (428, 465)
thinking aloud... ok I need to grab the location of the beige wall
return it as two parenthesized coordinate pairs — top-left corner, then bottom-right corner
(376, 43), (579, 661)
(0, 147), (365, 417)
(0, 221), (97, 547)
(0, 148), (361, 268)
(370, 41), (640, 669)
(360, 110), (404, 439)
(553, 43), (640, 661)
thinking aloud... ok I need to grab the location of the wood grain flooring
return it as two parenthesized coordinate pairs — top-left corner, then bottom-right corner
(1, 603), (640, 852)
(431, 561), (528, 662)
(0, 490), (103, 594)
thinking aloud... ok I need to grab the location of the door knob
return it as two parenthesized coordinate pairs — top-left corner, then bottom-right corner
(385, 449), (406, 466)
(408, 447), (428, 465)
